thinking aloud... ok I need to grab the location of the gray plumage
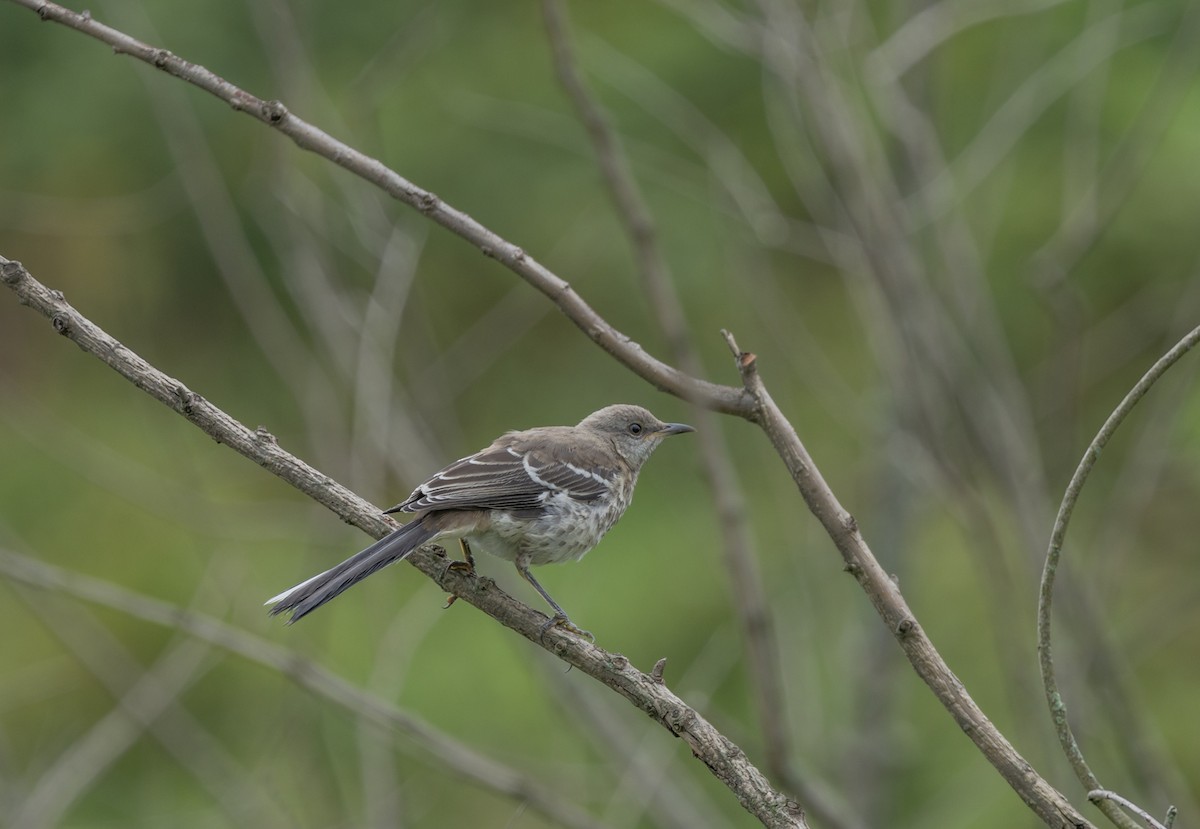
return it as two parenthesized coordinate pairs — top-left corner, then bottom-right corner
(266, 404), (693, 630)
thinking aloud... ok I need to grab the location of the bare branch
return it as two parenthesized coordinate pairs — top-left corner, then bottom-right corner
(1039, 323), (1200, 829)
(720, 330), (1095, 829)
(6, 0), (749, 416)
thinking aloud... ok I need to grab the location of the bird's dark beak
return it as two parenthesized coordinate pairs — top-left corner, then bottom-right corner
(657, 422), (695, 436)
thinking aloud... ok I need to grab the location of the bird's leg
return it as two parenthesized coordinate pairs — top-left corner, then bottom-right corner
(515, 557), (594, 643)
(441, 539), (477, 609)
(440, 538), (476, 575)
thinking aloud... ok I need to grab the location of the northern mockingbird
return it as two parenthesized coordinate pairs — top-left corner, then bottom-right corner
(266, 404), (693, 636)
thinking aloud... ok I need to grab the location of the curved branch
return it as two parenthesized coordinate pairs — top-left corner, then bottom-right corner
(8, 0), (751, 417)
(1039, 324), (1200, 829)
(0, 256), (805, 829)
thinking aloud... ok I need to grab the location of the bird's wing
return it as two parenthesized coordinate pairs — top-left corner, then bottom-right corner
(388, 438), (619, 514)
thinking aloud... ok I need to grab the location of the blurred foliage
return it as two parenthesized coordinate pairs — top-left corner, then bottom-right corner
(2, 0), (1200, 827)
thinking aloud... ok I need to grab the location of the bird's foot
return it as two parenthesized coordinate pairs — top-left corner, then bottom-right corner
(440, 542), (477, 578)
(440, 541), (478, 608)
(440, 557), (476, 580)
(540, 613), (594, 644)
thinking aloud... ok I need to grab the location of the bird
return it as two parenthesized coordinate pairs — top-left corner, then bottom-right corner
(266, 404), (694, 636)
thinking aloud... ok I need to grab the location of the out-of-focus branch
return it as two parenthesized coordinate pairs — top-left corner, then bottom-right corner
(6, 575), (286, 829)
(1039, 324), (1200, 829)
(539, 5), (853, 827)
(0, 545), (609, 829)
(537, 654), (727, 829)
(866, 0), (1072, 83)
(0, 256), (804, 829)
(7, 0), (750, 417)
(720, 331), (1094, 829)
(1031, 1), (1200, 288)
(910, 1), (1173, 221)
(10, 632), (216, 829)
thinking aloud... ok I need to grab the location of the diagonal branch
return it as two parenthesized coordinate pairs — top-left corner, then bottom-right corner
(0, 255), (805, 829)
(7, 0), (750, 417)
(720, 331), (1095, 829)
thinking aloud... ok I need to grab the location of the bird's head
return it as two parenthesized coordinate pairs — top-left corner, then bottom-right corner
(578, 404), (694, 467)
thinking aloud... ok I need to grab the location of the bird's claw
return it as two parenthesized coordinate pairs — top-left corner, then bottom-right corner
(440, 543), (477, 609)
(440, 558), (476, 580)
(539, 613), (594, 644)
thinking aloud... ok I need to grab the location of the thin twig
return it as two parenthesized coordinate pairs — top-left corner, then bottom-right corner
(1087, 790), (1173, 829)
(1039, 324), (1200, 829)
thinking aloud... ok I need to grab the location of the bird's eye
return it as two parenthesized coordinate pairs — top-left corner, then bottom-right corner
(628, 422), (643, 435)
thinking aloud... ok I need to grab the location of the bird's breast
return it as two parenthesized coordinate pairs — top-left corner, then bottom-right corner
(469, 476), (636, 567)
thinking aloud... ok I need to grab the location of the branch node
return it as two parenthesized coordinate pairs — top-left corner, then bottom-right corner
(610, 654), (629, 671)
(152, 49), (171, 69)
(842, 560), (861, 576)
(254, 425), (277, 445)
(720, 328), (758, 384)
(651, 657), (667, 683)
(895, 617), (915, 636)
(51, 311), (71, 336)
(842, 512), (858, 534)
(0, 259), (26, 285)
(36, 4), (50, 21)
(417, 191), (441, 214)
(173, 384), (199, 415)
(262, 100), (288, 123)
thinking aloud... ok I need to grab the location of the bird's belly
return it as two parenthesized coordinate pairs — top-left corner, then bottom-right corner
(467, 494), (628, 566)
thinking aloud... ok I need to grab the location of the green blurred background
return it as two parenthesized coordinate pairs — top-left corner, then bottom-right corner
(2, 0), (1199, 827)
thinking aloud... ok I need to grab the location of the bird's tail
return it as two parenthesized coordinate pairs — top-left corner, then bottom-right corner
(265, 517), (438, 623)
